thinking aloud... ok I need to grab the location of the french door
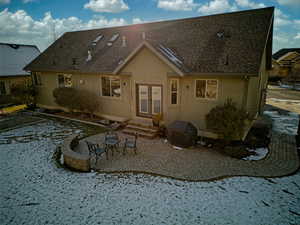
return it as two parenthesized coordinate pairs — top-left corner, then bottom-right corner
(137, 84), (162, 117)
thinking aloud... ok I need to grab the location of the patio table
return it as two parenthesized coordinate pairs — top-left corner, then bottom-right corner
(104, 138), (120, 157)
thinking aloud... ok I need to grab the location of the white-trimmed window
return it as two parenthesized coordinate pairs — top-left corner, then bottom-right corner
(170, 79), (179, 105)
(58, 74), (72, 88)
(101, 76), (121, 98)
(195, 79), (218, 99)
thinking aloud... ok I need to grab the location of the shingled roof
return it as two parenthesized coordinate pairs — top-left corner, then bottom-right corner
(24, 7), (274, 76)
(273, 48), (300, 60)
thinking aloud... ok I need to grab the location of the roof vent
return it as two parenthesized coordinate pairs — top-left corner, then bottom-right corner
(72, 58), (78, 65)
(8, 44), (20, 49)
(122, 36), (126, 47)
(86, 50), (92, 62)
(142, 32), (146, 40)
(92, 34), (103, 46)
(216, 31), (224, 39)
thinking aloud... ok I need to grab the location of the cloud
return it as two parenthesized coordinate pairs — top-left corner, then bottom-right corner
(157, 0), (198, 11)
(0, 0), (10, 4)
(294, 33), (300, 39)
(84, 0), (129, 13)
(274, 9), (292, 28)
(23, 0), (36, 3)
(277, 0), (300, 7)
(198, 0), (238, 15)
(132, 17), (146, 24)
(235, 0), (265, 9)
(0, 8), (127, 51)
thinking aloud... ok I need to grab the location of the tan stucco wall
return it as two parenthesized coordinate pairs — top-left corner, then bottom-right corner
(36, 72), (131, 118)
(35, 45), (265, 132)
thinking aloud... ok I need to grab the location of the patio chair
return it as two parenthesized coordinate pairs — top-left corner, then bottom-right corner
(85, 141), (108, 165)
(123, 133), (138, 155)
(104, 131), (120, 156)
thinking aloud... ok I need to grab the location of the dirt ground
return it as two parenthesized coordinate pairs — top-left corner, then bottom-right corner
(266, 85), (300, 114)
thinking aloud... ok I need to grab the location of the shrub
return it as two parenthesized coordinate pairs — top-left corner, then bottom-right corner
(53, 88), (99, 117)
(53, 87), (80, 112)
(10, 80), (36, 105)
(77, 90), (100, 118)
(206, 98), (252, 142)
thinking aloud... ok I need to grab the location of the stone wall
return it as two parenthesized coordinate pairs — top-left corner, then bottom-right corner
(61, 134), (90, 172)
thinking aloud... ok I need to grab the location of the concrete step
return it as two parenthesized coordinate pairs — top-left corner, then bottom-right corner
(126, 124), (158, 133)
(122, 128), (157, 139)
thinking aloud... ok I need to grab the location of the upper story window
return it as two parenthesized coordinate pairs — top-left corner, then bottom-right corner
(58, 74), (72, 88)
(170, 79), (179, 105)
(33, 72), (42, 86)
(101, 76), (121, 98)
(195, 79), (218, 100)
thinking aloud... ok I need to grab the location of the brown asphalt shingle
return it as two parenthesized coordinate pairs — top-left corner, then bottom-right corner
(25, 7), (274, 76)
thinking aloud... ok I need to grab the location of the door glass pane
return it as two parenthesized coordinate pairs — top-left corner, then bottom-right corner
(139, 85), (148, 113)
(152, 86), (161, 114)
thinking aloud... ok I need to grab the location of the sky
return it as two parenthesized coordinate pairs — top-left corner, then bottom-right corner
(0, 0), (299, 53)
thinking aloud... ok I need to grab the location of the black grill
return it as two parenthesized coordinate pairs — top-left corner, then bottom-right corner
(167, 121), (197, 148)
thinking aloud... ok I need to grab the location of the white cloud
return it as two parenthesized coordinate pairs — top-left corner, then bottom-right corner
(235, 0), (265, 9)
(0, 8), (127, 51)
(0, 0), (10, 4)
(294, 33), (300, 39)
(277, 0), (300, 7)
(274, 9), (292, 28)
(132, 17), (146, 24)
(157, 0), (198, 11)
(84, 0), (129, 13)
(198, 0), (238, 15)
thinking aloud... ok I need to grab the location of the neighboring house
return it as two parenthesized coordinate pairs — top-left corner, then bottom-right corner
(24, 7), (274, 136)
(0, 43), (40, 97)
(269, 48), (300, 81)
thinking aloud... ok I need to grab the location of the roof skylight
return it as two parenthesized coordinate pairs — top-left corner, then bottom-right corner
(158, 45), (183, 67)
(92, 34), (103, 45)
(107, 33), (119, 46)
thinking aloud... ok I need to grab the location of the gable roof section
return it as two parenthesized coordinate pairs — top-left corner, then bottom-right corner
(25, 7), (274, 76)
(0, 43), (40, 77)
(113, 41), (185, 76)
(273, 48), (300, 60)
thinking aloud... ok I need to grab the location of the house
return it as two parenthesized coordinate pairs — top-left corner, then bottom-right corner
(0, 43), (40, 99)
(269, 48), (300, 86)
(24, 7), (274, 137)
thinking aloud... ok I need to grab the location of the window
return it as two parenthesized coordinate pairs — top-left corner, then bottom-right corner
(33, 72), (42, 86)
(170, 79), (178, 105)
(58, 74), (72, 88)
(101, 76), (121, 98)
(0, 81), (6, 95)
(195, 79), (218, 99)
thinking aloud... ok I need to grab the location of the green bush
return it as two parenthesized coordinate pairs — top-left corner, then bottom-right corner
(53, 87), (79, 112)
(53, 88), (99, 117)
(77, 90), (99, 118)
(10, 80), (36, 105)
(206, 98), (252, 141)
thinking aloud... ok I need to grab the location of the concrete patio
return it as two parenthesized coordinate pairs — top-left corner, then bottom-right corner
(76, 132), (299, 181)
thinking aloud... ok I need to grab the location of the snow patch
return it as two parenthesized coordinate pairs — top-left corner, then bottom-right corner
(243, 148), (269, 161)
